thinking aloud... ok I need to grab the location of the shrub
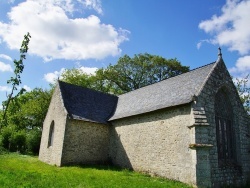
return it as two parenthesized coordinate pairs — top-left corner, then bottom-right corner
(0, 126), (42, 155)
(26, 129), (42, 155)
(0, 126), (14, 150)
(10, 130), (26, 153)
(0, 126), (26, 153)
(0, 135), (7, 154)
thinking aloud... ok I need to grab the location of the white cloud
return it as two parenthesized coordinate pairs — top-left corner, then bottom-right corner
(0, 0), (129, 62)
(23, 85), (32, 92)
(74, 62), (98, 74)
(0, 86), (11, 92)
(0, 61), (13, 72)
(0, 54), (12, 61)
(44, 65), (98, 84)
(196, 39), (213, 49)
(229, 55), (250, 75)
(80, 0), (103, 14)
(196, 42), (202, 50)
(44, 68), (65, 84)
(79, 66), (98, 75)
(198, 0), (250, 55)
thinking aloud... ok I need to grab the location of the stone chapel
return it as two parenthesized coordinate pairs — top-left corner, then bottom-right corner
(39, 51), (250, 187)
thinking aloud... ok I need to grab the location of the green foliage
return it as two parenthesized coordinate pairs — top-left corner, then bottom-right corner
(26, 129), (42, 155)
(61, 68), (94, 87)
(97, 53), (189, 94)
(0, 126), (13, 150)
(0, 126), (41, 154)
(0, 126), (26, 153)
(4, 88), (52, 130)
(0, 153), (192, 188)
(0, 145), (7, 154)
(61, 68), (115, 94)
(1, 33), (31, 127)
(234, 74), (250, 114)
(61, 53), (189, 95)
(10, 130), (26, 153)
(0, 87), (51, 154)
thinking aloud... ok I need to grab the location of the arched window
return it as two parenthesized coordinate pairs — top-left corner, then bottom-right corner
(48, 121), (55, 147)
(215, 89), (236, 166)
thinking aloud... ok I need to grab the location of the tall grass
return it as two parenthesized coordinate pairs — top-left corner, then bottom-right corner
(0, 153), (192, 188)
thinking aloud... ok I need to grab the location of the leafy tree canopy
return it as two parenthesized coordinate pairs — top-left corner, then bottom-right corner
(4, 88), (52, 130)
(62, 53), (189, 95)
(60, 68), (114, 94)
(97, 53), (189, 94)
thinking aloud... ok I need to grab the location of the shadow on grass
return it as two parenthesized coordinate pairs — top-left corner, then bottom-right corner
(64, 163), (129, 172)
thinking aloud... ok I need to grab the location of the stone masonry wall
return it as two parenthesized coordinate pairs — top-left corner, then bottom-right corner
(61, 120), (109, 165)
(191, 59), (250, 187)
(39, 84), (68, 166)
(109, 104), (197, 186)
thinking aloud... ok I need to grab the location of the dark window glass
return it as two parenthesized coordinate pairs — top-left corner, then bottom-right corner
(215, 90), (236, 166)
(48, 121), (54, 147)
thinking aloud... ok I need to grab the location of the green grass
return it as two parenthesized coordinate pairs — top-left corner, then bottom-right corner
(0, 153), (192, 188)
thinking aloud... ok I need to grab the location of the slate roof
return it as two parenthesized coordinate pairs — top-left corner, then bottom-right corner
(58, 81), (118, 124)
(109, 62), (217, 120)
(57, 61), (217, 123)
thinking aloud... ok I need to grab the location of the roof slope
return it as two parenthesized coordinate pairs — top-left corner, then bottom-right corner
(59, 81), (118, 124)
(109, 62), (216, 120)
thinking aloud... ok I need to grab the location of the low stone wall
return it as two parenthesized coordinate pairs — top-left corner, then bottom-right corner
(109, 104), (197, 185)
(61, 120), (109, 165)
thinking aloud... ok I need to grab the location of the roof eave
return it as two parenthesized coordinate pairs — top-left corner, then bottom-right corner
(68, 114), (109, 125)
(109, 100), (193, 121)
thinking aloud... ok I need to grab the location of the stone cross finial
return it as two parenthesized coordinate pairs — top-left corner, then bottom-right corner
(218, 47), (222, 57)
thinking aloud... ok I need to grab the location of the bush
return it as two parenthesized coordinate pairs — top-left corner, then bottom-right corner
(0, 126), (42, 155)
(0, 145), (7, 154)
(0, 135), (7, 154)
(26, 129), (42, 155)
(10, 130), (26, 153)
(0, 126), (26, 153)
(1, 126), (14, 150)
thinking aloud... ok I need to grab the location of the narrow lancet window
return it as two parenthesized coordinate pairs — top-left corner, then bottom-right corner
(48, 121), (55, 147)
(215, 89), (236, 166)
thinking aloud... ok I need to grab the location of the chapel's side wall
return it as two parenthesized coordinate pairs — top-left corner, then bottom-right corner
(192, 60), (250, 187)
(109, 105), (197, 186)
(39, 85), (67, 166)
(61, 120), (109, 165)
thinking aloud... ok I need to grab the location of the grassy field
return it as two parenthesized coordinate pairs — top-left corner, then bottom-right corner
(0, 153), (192, 188)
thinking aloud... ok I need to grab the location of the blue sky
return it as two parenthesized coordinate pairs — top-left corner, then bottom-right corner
(0, 0), (250, 105)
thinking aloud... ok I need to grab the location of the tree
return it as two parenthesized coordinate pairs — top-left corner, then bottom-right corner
(61, 53), (189, 95)
(1, 33), (31, 128)
(234, 74), (250, 114)
(96, 53), (189, 94)
(60, 68), (116, 94)
(0, 88), (52, 154)
(61, 69), (95, 88)
(5, 88), (52, 130)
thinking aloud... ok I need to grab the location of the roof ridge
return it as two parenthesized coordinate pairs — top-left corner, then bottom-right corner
(195, 62), (218, 97)
(195, 50), (224, 97)
(55, 81), (69, 116)
(188, 61), (216, 72)
(118, 61), (216, 96)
